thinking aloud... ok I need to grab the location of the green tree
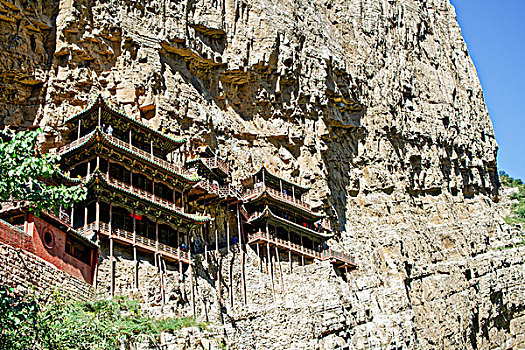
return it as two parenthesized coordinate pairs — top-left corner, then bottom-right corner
(0, 127), (87, 213)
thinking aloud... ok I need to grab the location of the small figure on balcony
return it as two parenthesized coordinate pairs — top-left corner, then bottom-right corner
(180, 242), (187, 252)
(106, 125), (113, 135)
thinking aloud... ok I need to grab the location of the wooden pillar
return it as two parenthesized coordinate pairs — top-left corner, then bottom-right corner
(159, 254), (165, 306)
(177, 228), (182, 281)
(150, 139), (154, 160)
(292, 186), (295, 202)
(84, 205), (88, 233)
(226, 202), (230, 251)
(280, 179), (283, 193)
(129, 128), (132, 147)
(181, 190), (185, 213)
(237, 203), (246, 304)
(98, 103), (101, 128)
(189, 233), (196, 317)
(77, 120), (81, 140)
(70, 205), (75, 227)
(95, 200), (100, 231)
(275, 246), (284, 293)
(288, 230), (292, 273)
(87, 161), (91, 177)
(300, 234), (304, 266)
(107, 160), (110, 180)
(109, 203), (115, 297)
(257, 241), (261, 272)
(133, 209), (138, 289)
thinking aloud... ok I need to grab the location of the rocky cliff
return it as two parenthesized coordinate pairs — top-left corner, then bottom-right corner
(2, 0), (525, 348)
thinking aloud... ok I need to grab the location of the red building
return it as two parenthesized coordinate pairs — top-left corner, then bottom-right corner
(0, 205), (98, 285)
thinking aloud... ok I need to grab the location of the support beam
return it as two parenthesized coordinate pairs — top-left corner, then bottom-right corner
(288, 230), (292, 273)
(133, 210), (138, 289)
(189, 234), (196, 317)
(300, 234), (304, 266)
(95, 200), (100, 232)
(83, 205), (88, 234)
(237, 203), (246, 304)
(226, 202), (230, 251)
(77, 120), (81, 140)
(109, 203), (115, 297)
(275, 246), (284, 293)
(98, 103), (101, 128)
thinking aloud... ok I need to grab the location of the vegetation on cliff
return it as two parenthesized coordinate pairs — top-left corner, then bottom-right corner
(0, 128), (86, 213)
(500, 172), (525, 225)
(0, 286), (205, 350)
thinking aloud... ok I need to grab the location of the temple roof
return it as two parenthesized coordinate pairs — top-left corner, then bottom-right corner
(57, 127), (201, 183)
(243, 188), (324, 219)
(65, 95), (185, 153)
(247, 207), (332, 240)
(241, 166), (310, 196)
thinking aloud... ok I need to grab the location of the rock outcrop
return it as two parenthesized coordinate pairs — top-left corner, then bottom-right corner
(2, 0), (524, 348)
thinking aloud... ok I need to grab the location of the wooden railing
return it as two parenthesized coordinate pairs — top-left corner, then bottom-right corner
(0, 219), (35, 253)
(58, 131), (96, 155)
(243, 186), (312, 211)
(248, 231), (322, 258)
(196, 180), (241, 199)
(57, 130), (197, 179)
(201, 157), (229, 175)
(106, 177), (184, 212)
(91, 222), (191, 262)
(103, 133), (195, 178)
(247, 231), (355, 266)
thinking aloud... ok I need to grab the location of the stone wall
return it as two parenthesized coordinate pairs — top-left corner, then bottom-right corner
(0, 241), (94, 302)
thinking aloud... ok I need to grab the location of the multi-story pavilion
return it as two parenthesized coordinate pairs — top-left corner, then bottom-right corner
(242, 166), (356, 270)
(55, 95), (212, 293)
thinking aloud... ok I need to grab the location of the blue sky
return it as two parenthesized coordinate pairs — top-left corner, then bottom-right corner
(450, 0), (525, 180)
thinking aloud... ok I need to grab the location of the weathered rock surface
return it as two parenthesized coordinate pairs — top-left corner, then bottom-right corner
(2, 0), (525, 348)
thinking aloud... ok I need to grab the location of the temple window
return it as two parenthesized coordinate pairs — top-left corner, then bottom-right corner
(65, 235), (91, 264)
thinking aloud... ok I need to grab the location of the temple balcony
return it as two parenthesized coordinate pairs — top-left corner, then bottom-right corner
(199, 157), (229, 177)
(245, 207), (332, 239)
(247, 231), (356, 269)
(56, 129), (199, 182)
(78, 222), (192, 265)
(243, 185), (316, 214)
(62, 172), (211, 224)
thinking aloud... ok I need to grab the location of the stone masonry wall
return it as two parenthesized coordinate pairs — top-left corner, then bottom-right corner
(0, 241), (94, 302)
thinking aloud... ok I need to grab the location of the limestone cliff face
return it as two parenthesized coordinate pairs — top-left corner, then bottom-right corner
(2, 0), (525, 348)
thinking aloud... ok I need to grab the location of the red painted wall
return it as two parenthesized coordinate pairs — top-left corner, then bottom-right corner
(30, 215), (95, 284)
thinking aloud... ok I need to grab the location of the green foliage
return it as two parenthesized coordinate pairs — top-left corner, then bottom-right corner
(0, 287), (205, 350)
(0, 128), (87, 213)
(500, 173), (525, 225)
(0, 286), (40, 350)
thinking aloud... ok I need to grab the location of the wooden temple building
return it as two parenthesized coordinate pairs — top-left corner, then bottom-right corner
(1, 94), (355, 303)
(54, 95), (212, 295)
(241, 166), (356, 272)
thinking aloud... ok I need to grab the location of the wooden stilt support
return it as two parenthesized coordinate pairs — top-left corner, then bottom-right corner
(300, 235), (305, 266)
(257, 241), (261, 272)
(288, 230), (292, 273)
(133, 210), (138, 289)
(109, 204), (114, 296)
(189, 235), (195, 317)
(159, 254), (166, 306)
(275, 246), (284, 294)
(345, 265), (350, 289)
(237, 204), (246, 305)
(226, 202), (230, 251)
(269, 243), (275, 302)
